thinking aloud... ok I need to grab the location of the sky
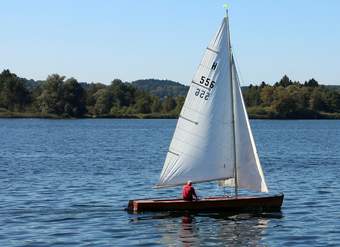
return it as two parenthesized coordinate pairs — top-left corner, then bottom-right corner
(1, 0), (340, 85)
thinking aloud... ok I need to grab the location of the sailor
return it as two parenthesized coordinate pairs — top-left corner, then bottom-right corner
(182, 180), (198, 201)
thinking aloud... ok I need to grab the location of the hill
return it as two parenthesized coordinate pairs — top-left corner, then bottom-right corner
(131, 79), (188, 99)
(326, 85), (340, 93)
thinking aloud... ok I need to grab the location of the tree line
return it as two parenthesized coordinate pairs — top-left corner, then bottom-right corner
(0, 69), (340, 118)
(0, 70), (184, 118)
(244, 75), (340, 118)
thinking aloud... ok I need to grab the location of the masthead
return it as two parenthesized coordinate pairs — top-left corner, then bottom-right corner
(223, 3), (229, 17)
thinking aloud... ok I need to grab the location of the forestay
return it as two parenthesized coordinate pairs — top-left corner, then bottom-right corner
(157, 16), (268, 193)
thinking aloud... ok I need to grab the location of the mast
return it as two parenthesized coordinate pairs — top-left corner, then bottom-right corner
(226, 9), (238, 198)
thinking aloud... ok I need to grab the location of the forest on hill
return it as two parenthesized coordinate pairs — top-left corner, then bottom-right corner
(131, 79), (188, 99)
(0, 69), (340, 119)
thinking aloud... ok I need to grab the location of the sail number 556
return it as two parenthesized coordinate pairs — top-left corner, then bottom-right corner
(200, 76), (215, 88)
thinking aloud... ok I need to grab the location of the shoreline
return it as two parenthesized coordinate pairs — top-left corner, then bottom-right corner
(1, 112), (340, 120)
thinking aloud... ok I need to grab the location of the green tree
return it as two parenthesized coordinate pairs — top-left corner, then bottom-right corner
(135, 98), (151, 114)
(85, 83), (106, 114)
(134, 91), (152, 114)
(110, 79), (136, 107)
(260, 81), (267, 88)
(275, 75), (293, 87)
(272, 85), (311, 117)
(260, 86), (274, 106)
(162, 96), (176, 113)
(63, 78), (86, 117)
(272, 92), (297, 117)
(309, 88), (326, 112)
(244, 85), (261, 107)
(174, 96), (185, 115)
(304, 78), (319, 87)
(93, 88), (113, 115)
(151, 97), (162, 113)
(37, 74), (65, 114)
(323, 90), (340, 112)
(0, 69), (30, 111)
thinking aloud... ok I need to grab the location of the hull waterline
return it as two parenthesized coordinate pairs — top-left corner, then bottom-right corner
(127, 193), (284, 213)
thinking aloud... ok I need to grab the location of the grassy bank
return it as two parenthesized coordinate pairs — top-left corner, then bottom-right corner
(0, 111), (64, 119)
(246, 106), (340, 119)
(0, 111), (178, 119)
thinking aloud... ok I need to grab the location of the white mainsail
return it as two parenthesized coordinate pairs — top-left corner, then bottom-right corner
(157, 15), (268, 193)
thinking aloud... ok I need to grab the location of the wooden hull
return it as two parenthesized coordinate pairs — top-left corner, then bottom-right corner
(128, 194), (284, 213)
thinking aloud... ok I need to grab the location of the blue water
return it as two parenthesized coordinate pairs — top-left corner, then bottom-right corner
(1, 119), (340, 246)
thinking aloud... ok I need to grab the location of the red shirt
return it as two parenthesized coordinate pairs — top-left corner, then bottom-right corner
(182, 184), (197, 201)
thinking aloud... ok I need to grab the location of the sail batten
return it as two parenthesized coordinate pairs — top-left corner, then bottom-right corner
(206, 47), (219, 54)
(155, 176), (235, 189)
(158, 16), (268, 193)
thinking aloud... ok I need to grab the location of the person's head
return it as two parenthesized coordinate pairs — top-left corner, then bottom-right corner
(187, 180), (192, 186)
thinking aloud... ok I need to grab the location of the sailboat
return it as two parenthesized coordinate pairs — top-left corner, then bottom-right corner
(128, 10), (283, 213)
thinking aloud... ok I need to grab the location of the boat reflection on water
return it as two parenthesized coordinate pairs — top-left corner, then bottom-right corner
(130, 211), (282, 246)
(178, 213), (199, 247)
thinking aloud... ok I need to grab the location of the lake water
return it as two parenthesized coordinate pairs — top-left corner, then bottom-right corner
(1, 119), (340, 246)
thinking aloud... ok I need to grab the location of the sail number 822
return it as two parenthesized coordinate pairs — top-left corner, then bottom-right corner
(195, 89), (210, 100)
